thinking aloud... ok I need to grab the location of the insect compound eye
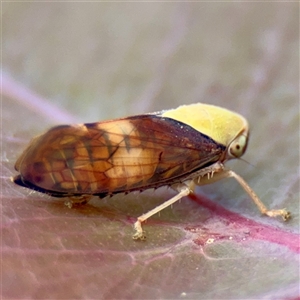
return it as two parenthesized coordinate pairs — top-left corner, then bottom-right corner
(228, 134), (248, 158)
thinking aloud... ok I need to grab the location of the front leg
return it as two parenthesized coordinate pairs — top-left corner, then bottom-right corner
(193, 165), (291, 221)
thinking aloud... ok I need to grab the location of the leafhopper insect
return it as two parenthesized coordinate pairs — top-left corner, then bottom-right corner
(12, 103), (290, 240)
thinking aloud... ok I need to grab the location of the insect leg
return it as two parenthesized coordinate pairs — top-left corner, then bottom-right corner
(195, 169), (291, 221)
(64, 195), (92, 208)
(133, 183), (193, 240)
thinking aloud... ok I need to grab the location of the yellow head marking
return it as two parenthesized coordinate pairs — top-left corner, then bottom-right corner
(161, 103), (249, 150)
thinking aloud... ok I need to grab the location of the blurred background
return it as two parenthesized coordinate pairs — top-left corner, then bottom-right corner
(2, 2), (299, 299)
(3, 2), (297, 120)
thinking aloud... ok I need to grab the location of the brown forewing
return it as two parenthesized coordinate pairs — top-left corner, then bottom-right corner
(13, 115), (225, 197)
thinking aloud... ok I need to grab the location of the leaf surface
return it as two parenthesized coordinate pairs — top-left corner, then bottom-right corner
(2, 2), (299, 299)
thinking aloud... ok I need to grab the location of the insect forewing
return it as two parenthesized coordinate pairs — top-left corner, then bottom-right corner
(14, 115), (225, 197)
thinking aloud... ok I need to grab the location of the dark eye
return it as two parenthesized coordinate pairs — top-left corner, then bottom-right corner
(228, 135), (247, 158)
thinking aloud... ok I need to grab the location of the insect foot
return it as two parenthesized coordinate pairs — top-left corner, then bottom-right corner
(263, 208), (291, 221)
(64, 195), (92, 208)
(133, 219), (147, 241)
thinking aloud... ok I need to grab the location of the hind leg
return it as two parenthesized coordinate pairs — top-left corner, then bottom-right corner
(64, 195), (92, 208)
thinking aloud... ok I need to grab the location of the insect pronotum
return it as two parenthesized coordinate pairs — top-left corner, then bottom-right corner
(12, 103), (290, 239)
